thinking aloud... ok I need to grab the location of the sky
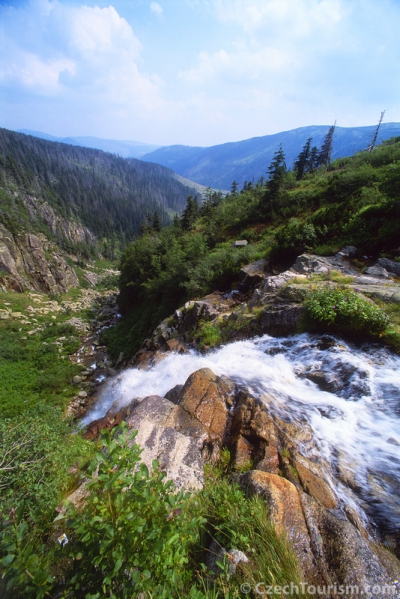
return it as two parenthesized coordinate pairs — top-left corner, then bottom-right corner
(0, 0), (399, 146)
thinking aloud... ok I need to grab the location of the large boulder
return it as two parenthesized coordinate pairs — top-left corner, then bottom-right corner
(125, 395), (204, 490)
(260, 304), (304, 336)
(376, 257), (400, 277)
(177, 368), (231, 442)
(239, 258), (270, 291)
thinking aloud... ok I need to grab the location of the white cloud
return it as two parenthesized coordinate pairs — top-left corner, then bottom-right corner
(0, 0), (165, 118)
(150, 2), (163, 16)
(179, 46), (294, 83)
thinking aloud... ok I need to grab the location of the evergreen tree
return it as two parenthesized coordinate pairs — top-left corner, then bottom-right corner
(139, 213), (153, 236)
(181, 196), (199, 231)
(267, 144), (287, 198)
(294, 138), (312, 180)
(153, 209), (162, 232)
(318, 122), (336, 168)
(309, 146), (320, 172)
(231, 181), (238, 194)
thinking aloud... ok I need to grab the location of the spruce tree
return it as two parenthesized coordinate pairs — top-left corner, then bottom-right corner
(318, 122), (336, 168)
(267, 144), (287, 198)
(294, 138), (312, 180)
(153, 210), (162, 232)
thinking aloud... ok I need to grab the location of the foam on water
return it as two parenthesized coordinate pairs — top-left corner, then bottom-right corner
(83, 333), (400, 535)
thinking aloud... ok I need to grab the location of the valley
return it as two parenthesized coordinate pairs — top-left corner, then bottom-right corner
(1, 126), (400, 598)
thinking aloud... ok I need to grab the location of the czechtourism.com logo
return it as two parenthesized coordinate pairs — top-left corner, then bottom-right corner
(239, 582), (398, 595)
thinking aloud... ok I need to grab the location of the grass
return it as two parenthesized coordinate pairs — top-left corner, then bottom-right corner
(290, 270), (355, 285)
(0, 291), (85, 417)
(184, 459), (302, 597)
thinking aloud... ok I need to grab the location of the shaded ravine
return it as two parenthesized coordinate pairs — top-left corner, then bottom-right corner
(82, 333), (400, 547)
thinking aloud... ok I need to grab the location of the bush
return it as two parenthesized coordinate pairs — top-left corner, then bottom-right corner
(64, 424), (203, 599)
(305, 286), (390, 337)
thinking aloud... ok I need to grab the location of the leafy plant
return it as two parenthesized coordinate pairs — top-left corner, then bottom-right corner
(63, 424), (203, 599)
(305, 286), (390, 337)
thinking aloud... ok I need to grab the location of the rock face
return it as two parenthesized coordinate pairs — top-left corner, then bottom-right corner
(0, 223), (79, 293)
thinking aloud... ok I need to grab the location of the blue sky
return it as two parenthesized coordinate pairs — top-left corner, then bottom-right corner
(0, 0), (399, 146)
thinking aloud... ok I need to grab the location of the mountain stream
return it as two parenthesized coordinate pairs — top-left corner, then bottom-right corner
(82, 333), (400, 546)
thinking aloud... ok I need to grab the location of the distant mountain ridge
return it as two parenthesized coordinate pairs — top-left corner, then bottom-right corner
(17, 129), (162, 159)
(142, 123), (400, 189)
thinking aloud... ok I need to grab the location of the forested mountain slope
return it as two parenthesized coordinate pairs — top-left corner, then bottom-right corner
(108, 136), (400, 359)
(0, 128), (200, 246)
(142, 122), (400, 189)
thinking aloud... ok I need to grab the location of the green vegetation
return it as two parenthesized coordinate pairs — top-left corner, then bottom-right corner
(112, 136), (400, 359)
(1, 425), (301, 598)
(0, 294), (82, 418)
(304, 286), (390, 338)
(0, 127), (200, 256)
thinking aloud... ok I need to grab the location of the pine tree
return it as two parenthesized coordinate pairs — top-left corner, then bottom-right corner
(153, 210), (162, 232)
(318, 122), (336, 168)
(231, 181), (238, 194)
(181, 196), (199, 231)
(294, 138), (312, 180)
(267, 144), (287, 198)
(139, 213), (153, 236)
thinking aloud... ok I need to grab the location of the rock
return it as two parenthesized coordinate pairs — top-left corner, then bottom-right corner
(177, 368), (230, 442)
(262, 271), (298, 292)
(240, 470), (319, 581)
(231, 240), (248, 247)
(365, 266), (390, 278)
(239, 259), (269, 291)
(292, 459), (337, 509)
(125, 395), (204, 490)
(260, 304), (304, 336)
(376, 257), (400, 277)
(305, 370), (341, 394)
(164, 384), (184, 404)
(206, 540), (249, 576)
(83, 416), (116, 440)
(255, 445), (280, 474)
(292, 253), (358, 276)
(338, 246), (358, 258)
(300, 493), (400, 594)
(231, 435), (254, 469)
(78, 391), (88, 398)
(72, 375), (84, 384)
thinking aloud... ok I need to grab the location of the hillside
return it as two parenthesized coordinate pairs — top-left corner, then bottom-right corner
(142, 122), (400, 189)
(108, 135), (400, 359)
(0, 128), (201, 249)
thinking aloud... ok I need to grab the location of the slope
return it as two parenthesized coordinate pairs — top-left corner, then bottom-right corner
(0, 128), (200, 247)
(142, 123), (400, 189)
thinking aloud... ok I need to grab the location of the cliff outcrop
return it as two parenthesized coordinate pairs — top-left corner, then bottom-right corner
(0, 223), (78, 293)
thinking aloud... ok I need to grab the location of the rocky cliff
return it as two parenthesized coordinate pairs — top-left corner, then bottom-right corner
(0, 223), (79, 293)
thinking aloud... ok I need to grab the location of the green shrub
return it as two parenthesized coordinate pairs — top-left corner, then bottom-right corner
(197, 321), (221, 348)
(305, 286), (390, 337)
(64, 424), (203, 599)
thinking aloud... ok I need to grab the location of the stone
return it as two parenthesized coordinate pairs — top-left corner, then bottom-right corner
(337, 246), (358, 258)
(365, 266), (390, 278)
(231, 434), (254, 469)
(260, 304), (304, 336)
(292, 459), (337, 509)
(178, 368), (229, 442)
(164, 384), (184, 404)
(73, 375), (84, 384)
(300, 493), (400, 594)
(239, 259), (269, 291)
(231, 240), (248, 247)
(240, 470), (319, 581)
(255, 444), (280, 474)
(376, 257), (400, 277)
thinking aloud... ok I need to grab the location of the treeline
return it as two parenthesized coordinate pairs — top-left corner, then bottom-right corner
(0, 128), (200, 244)
(108, 135), (400, 359)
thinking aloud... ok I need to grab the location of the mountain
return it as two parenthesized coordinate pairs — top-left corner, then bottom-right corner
(0, 128), (201, 252)
(17, 129), (163, 159)
(142, 123), (400, 189)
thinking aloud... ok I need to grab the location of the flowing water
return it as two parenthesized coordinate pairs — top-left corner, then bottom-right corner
(83, 333), (400, 544)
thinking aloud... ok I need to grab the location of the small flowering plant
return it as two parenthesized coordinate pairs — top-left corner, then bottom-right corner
(305, 286), (390, 336)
